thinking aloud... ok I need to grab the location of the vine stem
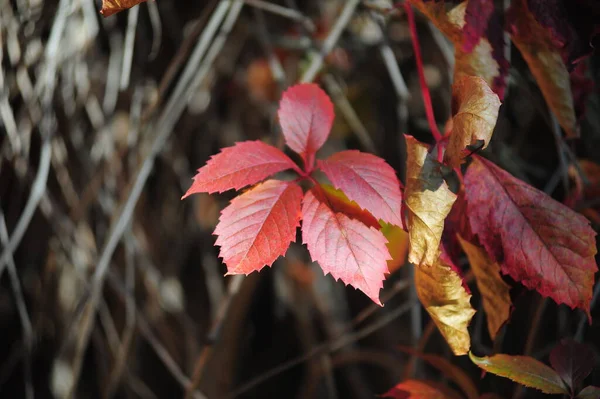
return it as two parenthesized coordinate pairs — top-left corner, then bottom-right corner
(403, 2), (442, 143)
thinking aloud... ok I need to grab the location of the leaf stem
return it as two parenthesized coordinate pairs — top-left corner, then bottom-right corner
(403, 2), (442, 142)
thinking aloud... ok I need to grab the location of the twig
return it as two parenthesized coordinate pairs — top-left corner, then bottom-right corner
(0, 213), (34, 399)
(227, 289), (412, 398)
(321, 74), (377, 154)
(65, 1), (239, 396)
(403, 2), (442, 142)
(300, 0), (361, 83)
(243, 0), (315, 32)
(120, 5), (140, 91)
(146, 0), (162, 60)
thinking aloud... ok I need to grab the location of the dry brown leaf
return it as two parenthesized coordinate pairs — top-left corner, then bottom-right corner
(507, 0), (578, 137)
(444, 76), (501, 168)
(458, 235), (511, 340)
(415, 252), (476, 355)
(405, 136), (457, 266)
(100, 0), (148, 17)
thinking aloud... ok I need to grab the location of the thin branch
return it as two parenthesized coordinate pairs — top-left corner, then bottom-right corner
(243, 0), (315, 32)
(120, 5), (140, 91)
(300, 0), (361, 83)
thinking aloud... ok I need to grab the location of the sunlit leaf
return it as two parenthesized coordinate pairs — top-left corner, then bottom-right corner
(384, 379), (463, 399)
(469, 352), (569, 394)
(100, 0), (147, 17)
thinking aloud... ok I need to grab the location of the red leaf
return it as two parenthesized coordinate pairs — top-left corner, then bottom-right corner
(464, 156), (598, 318)
(301, 188), (391, 305)
(278, 83), (334, 168)
(318, 150), (403, 227)
(462, 0), (495, 53)
(214, 180), (303, 275)
(384, 379), (463, 399)
(182, 141), (298, 197)
(549, 338), (595, 390)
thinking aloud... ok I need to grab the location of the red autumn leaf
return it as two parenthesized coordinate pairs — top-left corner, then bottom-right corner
(384, 379), (463, 399)
(462, 0), (495, 53)
(319, 184), (380, 229)
(464, 156), (598, 318)
(278, 83), (334, 168)
(182, 141), (298, 197)
(549, 338), (595, 391)
(469, 352), (569, 394)
(318, 150), (403, 227)
(301, 188), (391, 305)
(214, 180), (303, 275)
(100, 0), (147, 17)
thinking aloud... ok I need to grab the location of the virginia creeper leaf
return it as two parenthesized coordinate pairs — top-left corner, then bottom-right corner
(549, 338), (595, 390)
(182, 141), (298, 197)
(578, 386), (600, 399)
(444, 76), (501, 168)
(214, 180), (302, 275)
(397, 345), (480, 399)
(100, 0), (147, 17)
(302, 188), (391, 305)
(382, 224), (409, 274)
(278, 83), (334, 168)
(415, 253), (476, 355)
(320, 184), (380, 228)
(458, 236), (511, 340)
(468, 352), (569, 394)
(318, 150), (403, 226)
(405, 136), (457, 266)
(442, 190), (475, 266)
(507, 0), (579, 137)
(408, 0), (509, 99)
(464, 156), (598, 318)
(384, 379), (463, 399)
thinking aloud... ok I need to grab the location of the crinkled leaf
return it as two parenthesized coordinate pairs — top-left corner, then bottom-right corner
(214, 180), (302, 275)
(384, 379), (463, 399)
(578, 386), (600, 399)
(408, 0), (509, 99)
(458, 236), (511, 340)
(278, 83), (334, 167)
(182, 141), (298, 197)
(549, 338), (595, 390)
(302, 188), (391, 305)
(100, 0), (147, 17)
(397, 345), (479, 399)
(415, 253), (476, 355)
(469, 352), (569, 394)
(318, 150), (403, 226)
(405, 136), (457, 266)
(320, 184), (380, 228)
(507, 0), (579, 137)
(444, 76), (501, 168)
(465, 156), (598, 319)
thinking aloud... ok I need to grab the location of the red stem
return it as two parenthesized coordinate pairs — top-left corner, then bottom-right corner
(403, 2), (442, 143)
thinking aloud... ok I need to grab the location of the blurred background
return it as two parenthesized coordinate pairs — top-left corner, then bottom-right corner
(1, 0), (599, 398)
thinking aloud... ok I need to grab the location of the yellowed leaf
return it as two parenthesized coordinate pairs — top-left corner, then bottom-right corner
(507, 0), (578, 138)
(405, 136), (457, 266)
(415, 253), (476, 355)
(381, 223), (409, 274)
(100, 0), (148, 17)
(408, 0), (506, 98)
(444, 76), (501, 168)
(458, 235), (511, 340)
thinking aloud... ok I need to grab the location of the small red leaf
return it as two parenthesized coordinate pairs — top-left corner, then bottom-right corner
(318, 150), (403, 227)
(278, 83), (334, 168)
(384, 379), (463, 399)
(302, 188), (391, 305)
(214, 180), (303, 275)
(462, 0), (495, 53)
(465, 156), (598, 318)
(549, 338), (595, 390)
(182, 141), (298, 197)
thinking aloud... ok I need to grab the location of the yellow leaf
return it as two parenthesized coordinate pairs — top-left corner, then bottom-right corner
(408, 0), (506, 98)
(444, 76), (501, 168)
(415, 253), (476, 355)
(458, 235), (511, 340)
(405, 136), (457, 266)
(381, 223), (409, 274)
(100, 0), (148, 17)
(507, 0), (578, 138)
